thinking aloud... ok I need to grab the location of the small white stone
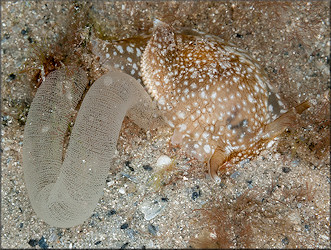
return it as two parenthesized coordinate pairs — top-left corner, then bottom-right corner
(156, 155), (172, 168)
(118, 187), (126, 194)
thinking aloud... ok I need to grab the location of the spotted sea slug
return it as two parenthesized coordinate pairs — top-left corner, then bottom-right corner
(141, 21), (310, 181)
(93, 21), (309, 182)
(23, 21), (309, 227)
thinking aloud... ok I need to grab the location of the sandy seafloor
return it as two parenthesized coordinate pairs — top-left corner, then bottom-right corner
(1, 1), (330, 249)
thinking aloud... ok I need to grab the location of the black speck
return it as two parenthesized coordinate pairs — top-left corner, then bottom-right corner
(21, 29), (28, 35)
(284, 51), (289, 55)
(142, 164), (153, 171)
(125, 161), (134, 171)
(120, 222), (129, 229)
(19, 222), (23, 228)
(304, 224), (310, 231)
(107, 209), (116, 216)
(94, 240), (102, 245)
(191, 186), (201, 200)
(246, 180), (252, 185)
(282, 237), (289, 245)
(192, 192), (200, 201)
(161, 197), (169, 202)
(4, 33), (10, 39)
(235, 33), (243, 38)
(38, 236), (48, 249)
(219, 182), (226, 188)
(8, 73), (16, 80)
(120, 242), (129, 249)
(28, 239), (38, 247)
(28, 37), (33, 43)
(282, 167), (291, 173)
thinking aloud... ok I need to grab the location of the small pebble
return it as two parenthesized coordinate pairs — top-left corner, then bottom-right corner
(142, 164), (153, 171)
(120, 242), (129, 249)
(191, 191), (200, 200)
(120, 222), (129, 229)
(8, 73), (16, 80)
(28, 239), (38, 247)
(107, 209), (116, 216)
(125, 160), (134, 171)
(156, 155), (172, 168)
(282, 237), (289, 245)
(127, 229), (136, 240)
(230, 171), (240, 179)
(161, 197), (168, 202)
(139, 199), (167, 220)
(304, 224), (310, 232)
(38, 236), (48, 249)
(119, 187), (126, 194)
(94, 240), (102, 245)
(282, 167), (291, 173)
(148, 224), (158, 236)
(191, 186), (201, 201)
(21, 29), (28, 35)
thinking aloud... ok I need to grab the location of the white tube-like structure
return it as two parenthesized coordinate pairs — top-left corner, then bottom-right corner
(23, 67), (156, 227)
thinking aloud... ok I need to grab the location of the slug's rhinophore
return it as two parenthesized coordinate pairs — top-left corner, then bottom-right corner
(141, 20), (310, 181)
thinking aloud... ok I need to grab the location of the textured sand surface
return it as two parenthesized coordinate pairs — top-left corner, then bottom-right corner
(1, 1), (329, 248)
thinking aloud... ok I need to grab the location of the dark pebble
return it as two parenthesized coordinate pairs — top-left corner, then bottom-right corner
(191, 187), (201, 200)
(246, 180), (253, 185)
(21, 29), (27, 35)
(120, 222), (129, 229)
(192, 191), (200, 200)
(282, 167), (291, 173)
(120, 242), (129, 249)
(19, 222), (23, 228)
(107, 209), (116, 216)
(148, 224), (158, 236)
(236, 33), (243, 38)
(28, 37), (33, 43)
(304, 224), (310, 231)
(125, 161), (134, 171)
(94, 240), (102, 245)
(28, 239), (38, 247)
(282, 237), (289, 245)
(161, 197), (168, 202)
(142, 164), (153, 171)
(8, 73), (16, 80)
(38, 236), (48, 249)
